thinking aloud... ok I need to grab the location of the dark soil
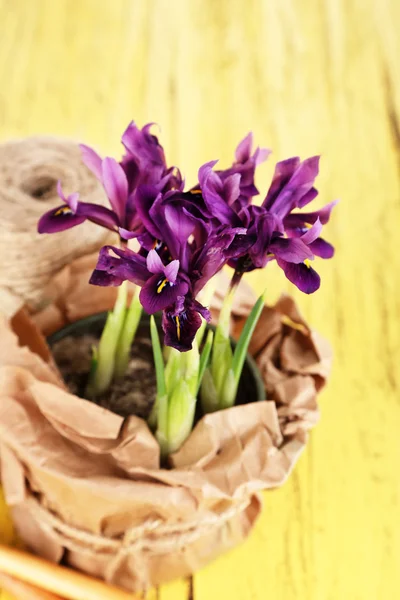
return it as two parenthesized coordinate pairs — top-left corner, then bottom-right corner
(50, 313), (263, 422)
(51, 332), (156, 418)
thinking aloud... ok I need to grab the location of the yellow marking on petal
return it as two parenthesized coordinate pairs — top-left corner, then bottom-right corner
(157, 278), (168, 294)
(190, 188), (202, 195)
(304, 258), (312, 268)
(54, 205), (73, 217)
(175, 316), (181, 340)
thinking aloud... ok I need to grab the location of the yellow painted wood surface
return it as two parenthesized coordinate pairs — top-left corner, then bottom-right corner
(0, 1), (399, 598)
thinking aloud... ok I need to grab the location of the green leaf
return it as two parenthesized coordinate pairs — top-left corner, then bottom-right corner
(183, 340), (200, 397)
(167, 380), (197, 454)
(165, 348), (184, 396)
(210, 288), (234, 398)
(86, 282), (128, 396)
(231, 293), (265, 390)
(150, 316), (169, 446)
(220, 367), (236, 409)
(114, 289), (142, 379)
(197, 329), (214, 395)
(150, 315), (166, 397)
(200, 367), (219, 414)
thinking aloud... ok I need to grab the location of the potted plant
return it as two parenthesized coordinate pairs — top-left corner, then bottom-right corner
(0, 121), (335, 592)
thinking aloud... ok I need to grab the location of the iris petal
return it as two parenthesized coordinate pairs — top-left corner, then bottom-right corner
(139, 275), (189, 314)
(37, 206), (86, 233)
(162, 301), (203, 351)
(146, 249), (165, 274)
(93, 245), (150, 286)
(269, 237), (314, 263)
(76, 202), (119, 231)
(79, 144), (103, 180)
(309, 237), (335, 259)
(101, 157), (129, 222)
(301, 218), (322, 244)
(277, 258), (321, 294)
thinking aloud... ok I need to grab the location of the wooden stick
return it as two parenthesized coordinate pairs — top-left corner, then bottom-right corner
(0, 545), (138, 600)
(0, 571), (63, 600)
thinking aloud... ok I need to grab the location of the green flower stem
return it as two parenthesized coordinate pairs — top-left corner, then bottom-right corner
(114, 288), (142, 379)
(196, 279), (217, 344)
(85, 281), (128, 397)
(150, 316), (169, 457)
(221, 292), (266, 409)
(166, 380), (197, 454)
(211, 288), (235, 401)
(200, 367), (219, 413)
(164, 347), (183, 396)
(197, 329), (214, 395)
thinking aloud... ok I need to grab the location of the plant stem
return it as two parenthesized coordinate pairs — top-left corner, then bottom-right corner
(114, 287), (142, 379)
(211, 288), (235, 402)
(166, 380), (197, 454)
(85, 282), (128, 397)
(150, 316), (169, 457)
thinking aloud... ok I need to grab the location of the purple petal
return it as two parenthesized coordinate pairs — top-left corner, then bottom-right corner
(255, 146), (271, 165)
(247, 211), (276, 267)
(120, 154), (140, 193)
(162, 301), (203, 352)
(89, 269), (124, 287)
(93, 245), (150, 286)
(80, 144), (103, 180)
(224, 173), (241, 206)
(284, 199), (338, 229)
(139, 275), (189, 314)
(56, 181), (67, 203)
(277, 258), (321, 294)
(198, 160), (219, 181)
(301, 218), (322, 244)
(38, 206), (86, 233)
(304, 199), (338, 225)
(101, 157), (128, 221)
(76, 202), (119, 231)
(119, 227), (138, 240)
(57, 181), (79, 212)
(165, 204), (197, 243)
(309, 237), (335, 259)
(122, 121), (166, 172)
(263, 157), (300, 209)
(264, 156), (320, 217)
(298, 186), (318, 208)
(192, 230), (244, 294)
(164, 259), (180, 284)
(146, 249), (165, 274)
(199, 162), (240, 226)
(193, 299), (211, 322)
(135, 185), (163, 240)
(235, 133), (253, 163)
(269, 237), (314, 263)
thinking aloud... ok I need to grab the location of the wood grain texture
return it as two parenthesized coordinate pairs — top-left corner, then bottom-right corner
(0, 0), (399, 598)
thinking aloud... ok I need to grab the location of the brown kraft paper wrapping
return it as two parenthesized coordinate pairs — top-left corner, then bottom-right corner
(0, 266), (332, 592)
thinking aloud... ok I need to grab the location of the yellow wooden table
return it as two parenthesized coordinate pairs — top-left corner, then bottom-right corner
(1, 1), (399, 598)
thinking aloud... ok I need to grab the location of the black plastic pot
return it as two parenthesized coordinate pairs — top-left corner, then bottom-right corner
(48, 312), (266, 408)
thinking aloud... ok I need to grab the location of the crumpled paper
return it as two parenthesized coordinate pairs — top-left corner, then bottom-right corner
(0, 261), (332, 592)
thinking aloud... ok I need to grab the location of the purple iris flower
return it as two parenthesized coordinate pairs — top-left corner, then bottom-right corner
(89, 184), (249, 350)
(215, 133), (270, 207)
(162, 296), (210, 352)
(38, 122), (182, 239)
(199, 153), (336, 294)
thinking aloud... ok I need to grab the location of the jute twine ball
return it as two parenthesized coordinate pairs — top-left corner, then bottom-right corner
(0, 137), (111, 316)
